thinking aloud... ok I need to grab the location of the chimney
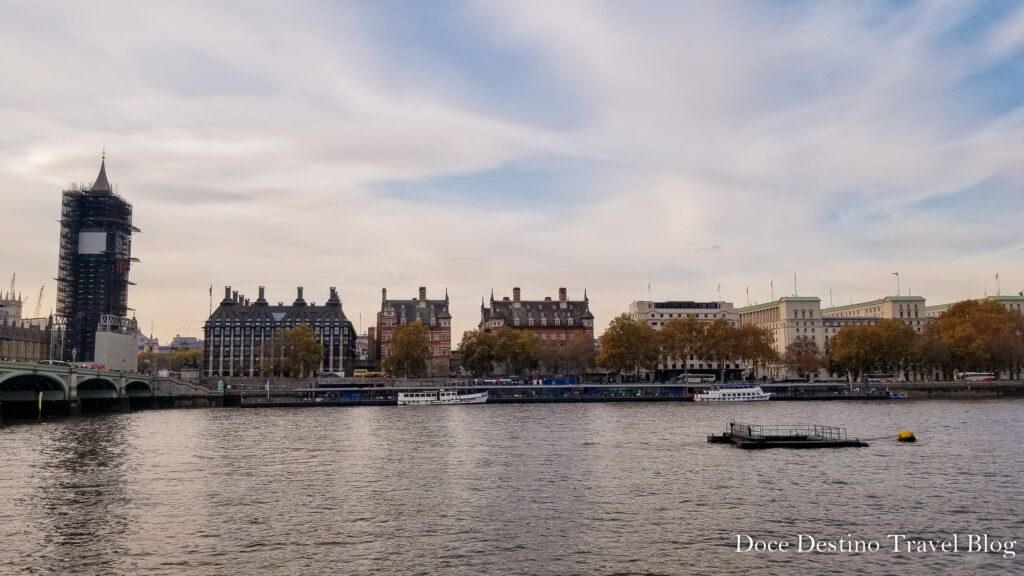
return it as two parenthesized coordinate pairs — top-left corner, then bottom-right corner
(293, 286), (307, 306)
(224, 286), (232, 301)
(559, 287), (567, 302)
(259, 286), (265, 300)
(419, 286), (427, 301)
(232, 290), (239, 303)
(513, 287), (521, 302)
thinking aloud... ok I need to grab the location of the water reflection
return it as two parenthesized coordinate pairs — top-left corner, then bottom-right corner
(28, 415), (135, 574)
(1, 400), (1022, 575)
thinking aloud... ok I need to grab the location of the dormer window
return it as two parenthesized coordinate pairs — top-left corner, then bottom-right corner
(514, 316), (520, 326)
(567, 317), (573, 326)
(553, 316), (560, 326)
(541, 316), (547, 326)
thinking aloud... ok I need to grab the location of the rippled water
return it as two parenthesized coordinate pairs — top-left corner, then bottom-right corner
(1, 400), (1022, 575)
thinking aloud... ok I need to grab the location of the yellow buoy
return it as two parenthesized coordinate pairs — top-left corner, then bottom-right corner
(897, 430), (916, 442)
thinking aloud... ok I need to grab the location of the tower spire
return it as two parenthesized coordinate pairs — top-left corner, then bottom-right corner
(91, 152), (111, 194)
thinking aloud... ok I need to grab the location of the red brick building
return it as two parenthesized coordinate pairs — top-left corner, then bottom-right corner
(377, 287), (452, 375)
(479, 287), (595, 346)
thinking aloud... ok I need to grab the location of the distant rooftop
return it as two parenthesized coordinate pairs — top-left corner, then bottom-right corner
(736, 296), (820, 313)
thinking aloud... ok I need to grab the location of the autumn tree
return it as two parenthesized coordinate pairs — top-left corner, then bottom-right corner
(784, 336), (822, 380)
(829, 324), (878, 382)
(658, 317), (704, 381)
(383, 321), (430, 378)
(493, 327), (539, 376)
(137, 351), (171, 375)
(284, 325), (325, 377)
(537, 344), (563, 376)
(260, 329), (287, 377)
(873, 319), (922, 378)
(170, 348), (204, 371)
(700, 318), (742, 382)
(924, 300), (1023, 378)
(735, 324), (778, 380)
(562, 333), (596, 381)
(597, 313), (659, 381)
(458, 330), (495, 376)
(829, 320), (920, 381)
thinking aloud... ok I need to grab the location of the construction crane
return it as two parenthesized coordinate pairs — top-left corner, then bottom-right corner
(34, 285), (44, 317)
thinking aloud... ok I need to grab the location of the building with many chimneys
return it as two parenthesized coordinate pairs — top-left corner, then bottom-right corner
(377, 286), (452, 376)
(479, 287), (595, 346)
(203, 286), (355, 377)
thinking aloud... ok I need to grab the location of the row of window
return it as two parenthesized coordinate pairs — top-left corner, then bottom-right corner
(513, 316), (575, 327)
(653, 312), (719, 319)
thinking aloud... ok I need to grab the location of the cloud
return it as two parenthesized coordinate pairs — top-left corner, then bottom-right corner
(1, 1), (1022, 343)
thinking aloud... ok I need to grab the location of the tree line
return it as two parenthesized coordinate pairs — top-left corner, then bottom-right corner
(594, 300), (1024, 382)
(456, 327), (596, 380)
(825, 300), (1024, 381)
(595, 314), (779, 382)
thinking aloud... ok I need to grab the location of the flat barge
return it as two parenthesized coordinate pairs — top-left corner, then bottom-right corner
(708, 421), (869, 449)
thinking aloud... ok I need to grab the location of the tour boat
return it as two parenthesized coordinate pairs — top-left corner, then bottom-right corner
(397, 389), (488, 406)
(694, 385), (771, 402)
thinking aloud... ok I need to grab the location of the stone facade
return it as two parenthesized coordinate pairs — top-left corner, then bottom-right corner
(629, 300), (742, 377)
(0, 317), (54, 362)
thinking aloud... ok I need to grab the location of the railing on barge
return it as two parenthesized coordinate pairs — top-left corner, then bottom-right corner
(728, 422), (855, 441)
(709, 421), (868, 448)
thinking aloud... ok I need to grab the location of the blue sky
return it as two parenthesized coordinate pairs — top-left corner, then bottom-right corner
(2, 1), (1023, 342)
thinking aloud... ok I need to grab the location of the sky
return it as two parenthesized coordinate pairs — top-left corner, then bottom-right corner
(2, 0), (1023, 344)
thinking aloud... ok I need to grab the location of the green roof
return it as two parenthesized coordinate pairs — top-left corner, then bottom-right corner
(822, 298), (884, 313)
(736, 296), (820, 313)
(822, 295), (926, 314)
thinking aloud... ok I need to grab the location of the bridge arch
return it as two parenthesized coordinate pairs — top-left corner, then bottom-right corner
(125, 380), (153, 397)
(76, 376), (119, 399)
(0, 372), (68, 401)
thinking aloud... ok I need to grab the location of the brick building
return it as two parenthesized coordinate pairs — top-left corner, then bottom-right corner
(479, 287), (595, 346)
(377, 287), (452, 376)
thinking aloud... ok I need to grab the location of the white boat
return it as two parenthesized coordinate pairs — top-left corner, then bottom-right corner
(694, 385), (771, 402)
(397, 389), (488, 406)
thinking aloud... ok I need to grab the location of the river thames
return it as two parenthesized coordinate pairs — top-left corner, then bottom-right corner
(1, 399), (1021, 575)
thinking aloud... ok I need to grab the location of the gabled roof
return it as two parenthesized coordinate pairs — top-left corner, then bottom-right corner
(382, 298), (452, 326)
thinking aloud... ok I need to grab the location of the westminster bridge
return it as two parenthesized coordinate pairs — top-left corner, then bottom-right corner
(0, 361), (220, 420)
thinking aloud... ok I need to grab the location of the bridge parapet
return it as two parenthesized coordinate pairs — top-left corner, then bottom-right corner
(0, 360), (156, 400)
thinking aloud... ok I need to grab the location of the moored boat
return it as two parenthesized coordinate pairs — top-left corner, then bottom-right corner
(694, 385), (771, 402)
(397, 389), (488, 406)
